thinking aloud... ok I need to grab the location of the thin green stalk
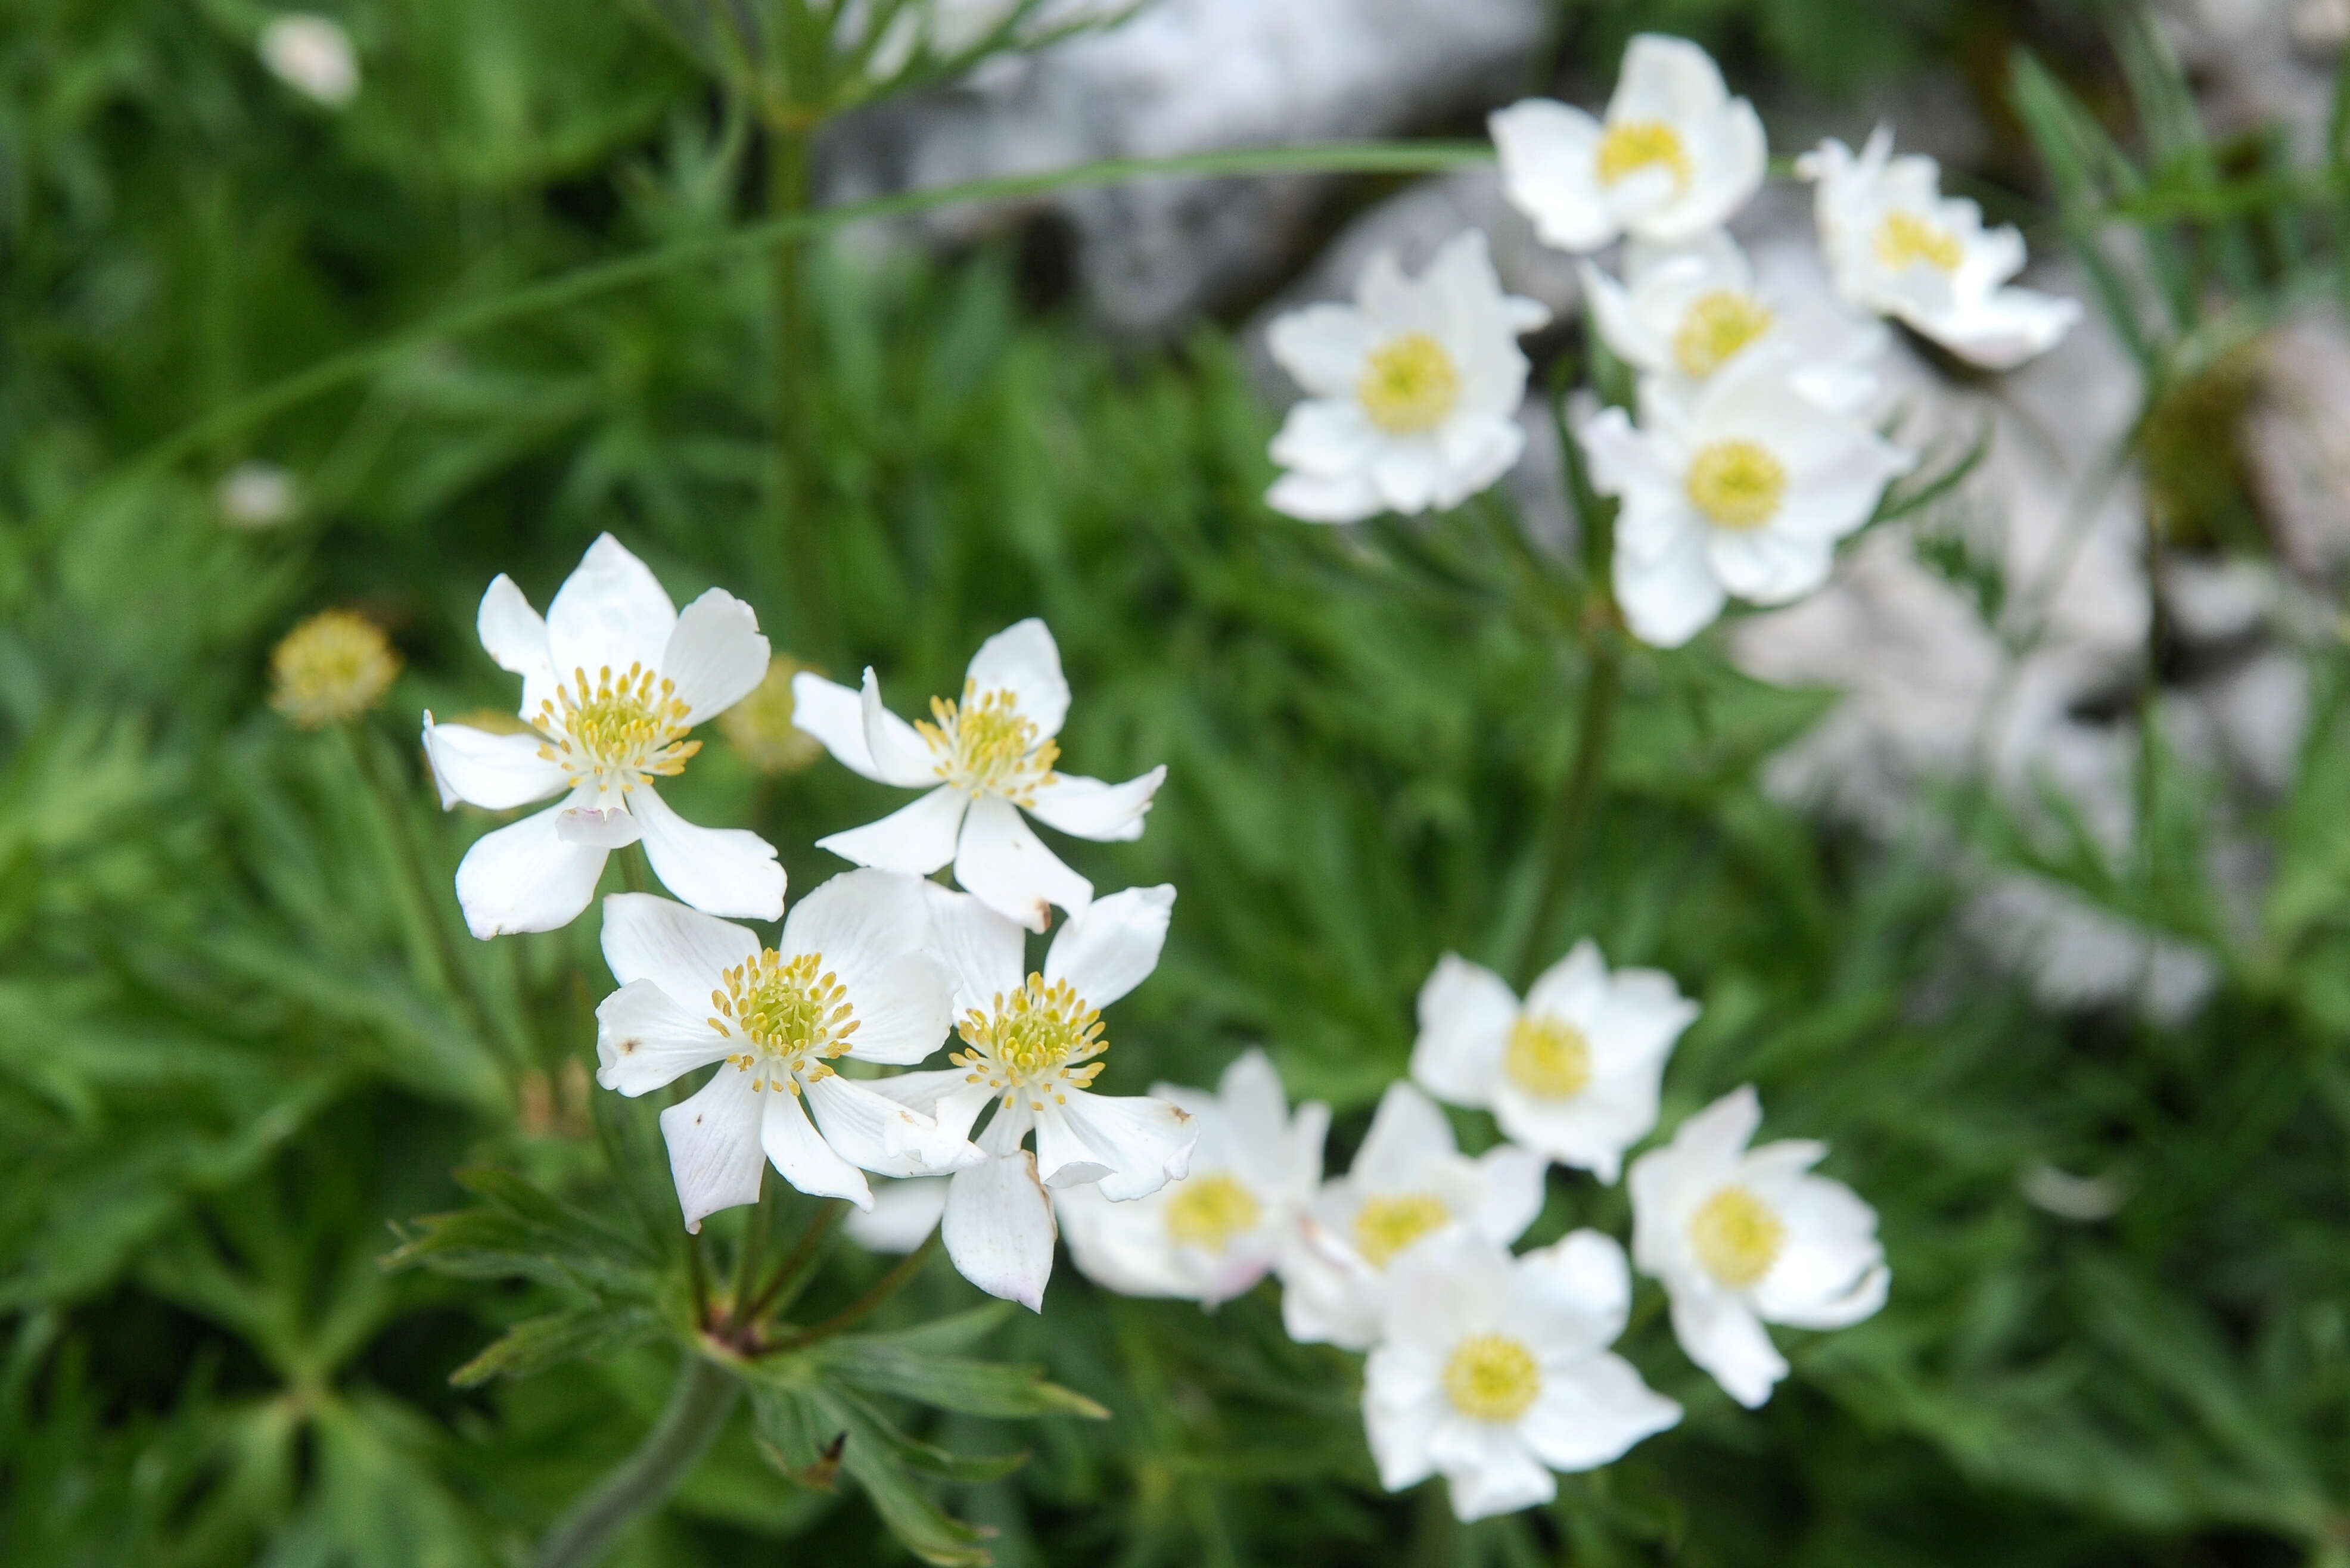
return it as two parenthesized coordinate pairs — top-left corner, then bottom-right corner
(1520, 638), (1621, 988)
(766, 120), (833, 657)
(742, 1197), (844, 1325)
(729, 1169), (776, 1325)
(532, 1353), (738, 1568)
(764, 1230), (938, 1354)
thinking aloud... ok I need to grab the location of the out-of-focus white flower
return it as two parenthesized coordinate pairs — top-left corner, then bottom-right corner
(1491, 35), (1765, 254)
(1264, 230), (1550, 523)
(792, 620), (1164, 934)
(259, 14), (359, 107)
(423, 534), (784, 938)
(1629, 1085), (1888, 1408)
(1581, 360), (1913, 649)
(1410, 942), (1698, 1184)
(1581, 231), (1887, 413)
(1276, 1082), (1544, 1351)
(865, 885), (1197, 1310)
(270, 609), (399, 728)
(593, 875), (976, 1230)
(217, 461), (300, 528)
(1365, 1231), (1681, 1522)
(1057, 1049), (1329, 1307)
(845, 1176), (952, 1251)
(1799, 128), (2080, 370)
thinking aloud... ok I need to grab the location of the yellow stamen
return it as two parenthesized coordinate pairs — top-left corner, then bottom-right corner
(533, 663), (698, 792)
(1443, 1333), (1541, 1423)
(1504, 1015), (1591, 1101)
(1163, 1172), (1262, 1252)
(1873, 211), (1962, 273)
(719, 949), (859, 1093)
(953, 973), (1107, 1097)
(1688, 1185), (1785, 1287)
(1353, 1191), (1449, 1268)
(717, 655), (824, 775)
(1357, 332), (1461, 434)
(1596, 119), (1691, 190)
(918, 681), (1058, 805)
(270, 609), (400, 728)
(1685, 439), (1787, 531)
(1673, 290), (1774, 380)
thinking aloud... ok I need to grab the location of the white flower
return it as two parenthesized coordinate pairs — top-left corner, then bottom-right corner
(1799, 128), (2081, 370)
(843, 1177), (951, 1252)
(259, 14), (359, 107)
(1581, 359), (1914, 649)
(864, 885), (1199, 1311)
(1410, 942), (1698, 1183)
(791, 620), (1164, 934)
(1056, 1049), (1329, 1308)
(216, 461), (300, 528)
(423, 534), (785, 938)
(1276, 1082), (1545, 1351)
(593, 872), (978, 1230)
(1581, 230), (1888, 413)
(1264, 230), (1550, 523)
(1366, 1231), (1681, 1522)
(1629, 1085), (1889, 1408)
(1491, 35), (1765, 254)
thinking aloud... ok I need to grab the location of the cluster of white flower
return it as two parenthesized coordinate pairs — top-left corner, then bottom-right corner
(1266, 33), (2079, 650)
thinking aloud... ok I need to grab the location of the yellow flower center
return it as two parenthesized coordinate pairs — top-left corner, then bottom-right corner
(704, 949), (857, 1093)
(1352, 1191), (1450, 1268)
(717, 655), (823, 776)
(1873, 211), (1963, 273)
(1163, 1172), (1263, 1252)
(270, 609), (401, 728)
(1357, 332), (1461, 434)
(952, 973), (1106, 1110)
(534, 664), (700, 792)
(1685, 439), (1787, 531)
(919, 682), (1059, 805)
(1442, 1334), (1541, 1424)
(1503, 1015), (1592, 1101)
(1673, 290), (1775, 380)
(1596, 119), (1691, 191)
(1688, 1184), (1786, 1288)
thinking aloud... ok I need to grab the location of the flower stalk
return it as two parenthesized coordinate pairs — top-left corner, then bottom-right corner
(531, 1352), (738, 1568)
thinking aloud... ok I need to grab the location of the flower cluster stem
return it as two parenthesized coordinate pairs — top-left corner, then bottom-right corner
(764, 1230), (939, 1355)
(531, 1353), (738, 1568)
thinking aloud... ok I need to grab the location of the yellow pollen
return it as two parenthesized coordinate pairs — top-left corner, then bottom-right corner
(919, 682), (1058, 805)
(717, 655), (824, 775)
(1353, 1192), (1449, 1268)
(1874, 211), (1963, 273)
(1163, 1172), (1263, 1252)
(714, 949), (859, 1080)
(1673, 290), (1774, 380)
(1688, 1185), (1785, 1288)
(533, 663), (698, 789)
(1357, 332), (1461, 434)
(1442, 1334), (1541, 1424)
(1503, 1015), (1592, 1101)
(953, 973), (1106, 1099)
(270, 609), (400, 728)
(1685, 439), (1787, 531)
(1596, 119), (1691, 190)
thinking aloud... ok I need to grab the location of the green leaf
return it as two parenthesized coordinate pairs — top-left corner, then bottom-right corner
(822, 1337), (1109, 1421)
(447, 1303), (662, 1387)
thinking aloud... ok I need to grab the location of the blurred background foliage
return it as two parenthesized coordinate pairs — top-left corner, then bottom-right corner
(4, 0), (2350, 1564)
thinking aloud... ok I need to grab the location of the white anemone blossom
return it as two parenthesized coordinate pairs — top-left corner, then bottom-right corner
(1581, 230), (1887, 414)
(1630, 1085), (1889, 1408)
(791, 620), (1164, 934)
(1799, 128), (2081, 370)
(1366, 1231), (1682, 1522)
(1411, 942), (1699, 1184)
(1264, 230), (1550, 524)
(424, 535), (785, 938)
(1056, 1049), (1329, 1308)
(866, 885), (1198, 1311)
(1581, 359), (1914, 649)
(1276, 1081), (1545, 1351)
(592, 873), (978, 1230)
(1491, 35), (1765, 254)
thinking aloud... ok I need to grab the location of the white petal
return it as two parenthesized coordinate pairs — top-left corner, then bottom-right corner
(422, 715), (566, 811)
(1670, 1287), (1788, 1408)
(789, 671), (887, 780)
(599, 891), (758, 1009)
(1525, 939), (1609, 1023)
(658, 1065), (766, 1232)
(1055, 1181), (1189, 1299)
(1266, 466), (1386, 524)
(942, 1149), (1057, 1311)
(1275, 1230), (1383, 1349)
(1033, 1090), (1196, 1200)
(919, 883), (1028, 1015)
(861, 669), (944, 787)
(1581, 262), (1669, 375)
(1490, 98), (1615, 252)
(633, 783), (785, 920)
(1471, 1143), (1547, 1245)
(804, 1073), (980, 1178)
(859, 1069), (1000, 1145)
(1705, 529), (1834, 607)
(1493, 1077), (1657, 1184)
(1518, 1355), (1681, 1471)
(781, 866), (931, 977)
(661, 589), (769, 724)
(1361, 1349), (1444, 1491)
(1914, 286), (2081, 370)
(1614, 515), (1725, 648)
(1354, 1081), (1460, 1171)
(544, 534), (677, 686)
(454, 799), (608, 939)
(963, 619), (1071, 740)
(843, 1177), (950, 1253)
(1269, 399), (1384, 476)
(1435, 1425), (1556, 1522)
(477, 574), (555, 714)
(1044, 883), (1174, 1009)
(595, 979), (732, 1096)
(818, 785), (969, 876)
(1517, 1228), (1632, 1346)
(556, 806), (644, 848)
(1409, 954), (1520, 1108)
(1267, 303), (1382, 399)
(954, 795), (1092, 933)
(1025, 767), (1165, 842)
(761, 1084), (873, 1208)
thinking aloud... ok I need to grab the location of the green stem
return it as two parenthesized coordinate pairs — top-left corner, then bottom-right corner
(730, 1169), (776, 1325)
(1520, 638), (1621, 987)
(742, 1198), (844, 1326)
(764, 1230), (938, 1355)
(531, 1354), (738, 1568)
(766, 120), (832, 657)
